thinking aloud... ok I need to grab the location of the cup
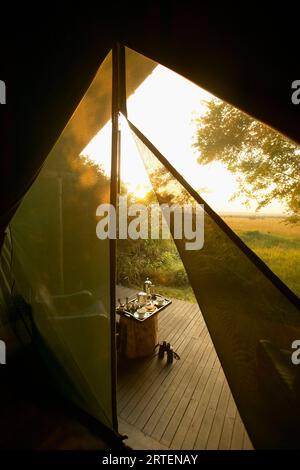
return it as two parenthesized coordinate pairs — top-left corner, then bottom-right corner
(137, 291), (147, 307)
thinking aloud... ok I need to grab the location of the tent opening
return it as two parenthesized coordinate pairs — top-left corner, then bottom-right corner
(0, 45), (299, 450)
(114, 116), (252, 449)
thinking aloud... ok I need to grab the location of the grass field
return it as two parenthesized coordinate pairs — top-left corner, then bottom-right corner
(155, 216), (300, 301)
(118, 216), (300, 302)
(223, 216), (300, 298)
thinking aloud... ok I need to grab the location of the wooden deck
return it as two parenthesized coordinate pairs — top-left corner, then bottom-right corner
(116, 286), (253, 450)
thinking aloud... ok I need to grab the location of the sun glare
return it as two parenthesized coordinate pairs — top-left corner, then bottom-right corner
(80, 115), (152, 198)
(81, 64), (286, 215)
(119, 115), (152, 197)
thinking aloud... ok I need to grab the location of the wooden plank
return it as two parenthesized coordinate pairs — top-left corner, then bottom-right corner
(158, 299), (199, 339)
(193, 366), (225, 449)
(118, 418), (169, 450)
(180, 353), (220, 449)
(206, 378), (231, 449)
(165, 304), (200, 347)
(170, 346), (217, 449)
(158, 301), (197, 341)
(121, 326), (199, 422)
(136, 336), (202, 430)
(151, 331), (211, 443)
(231, 411), (245, 450)
(138, 326), (209, 435)
(163, 336), (213, 448)
(243, 430), (254, 450)
(218, 393), (237, 450)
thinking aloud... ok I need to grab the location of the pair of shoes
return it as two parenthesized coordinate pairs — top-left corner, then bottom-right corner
(158, 342), (180, 364)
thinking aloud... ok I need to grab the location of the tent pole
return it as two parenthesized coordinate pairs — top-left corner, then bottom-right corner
(58, 174), (64, 294)
(116, 42), (127, 195)
(117, 129), (121, 195)
(110, 42), (123, 433)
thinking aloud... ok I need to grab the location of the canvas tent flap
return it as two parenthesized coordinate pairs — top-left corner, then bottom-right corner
(0, 52), (115, 429)
(0, 45), (156, 253)
(0, 45), (156, 434)
(128, 118), (300, 449)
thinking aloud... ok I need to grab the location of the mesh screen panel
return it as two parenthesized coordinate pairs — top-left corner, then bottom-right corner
(129, 120), (300, 449)
(6, 52), (114, 429)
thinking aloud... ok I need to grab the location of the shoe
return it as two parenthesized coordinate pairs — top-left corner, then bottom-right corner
(158, 341), (167, 359)
(167, 345), (174, 364)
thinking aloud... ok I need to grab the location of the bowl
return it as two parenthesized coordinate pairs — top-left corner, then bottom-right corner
(135, 307), (147, 319)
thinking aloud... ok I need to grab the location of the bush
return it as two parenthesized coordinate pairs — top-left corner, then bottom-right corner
(116, 238), (190, 289)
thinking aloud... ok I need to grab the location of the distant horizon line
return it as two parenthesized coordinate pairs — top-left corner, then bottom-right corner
(219, 211), (287, 218)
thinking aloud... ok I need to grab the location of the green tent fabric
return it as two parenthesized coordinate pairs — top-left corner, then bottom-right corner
(127, 117), (300, 449)
(0, 46), (155, 434)
(1, 52), (115, 430)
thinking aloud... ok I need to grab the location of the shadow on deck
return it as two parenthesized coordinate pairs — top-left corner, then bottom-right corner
(116, 286), (253, 450)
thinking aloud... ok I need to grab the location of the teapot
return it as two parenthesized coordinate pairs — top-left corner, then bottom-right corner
(144, 277), (153, 295)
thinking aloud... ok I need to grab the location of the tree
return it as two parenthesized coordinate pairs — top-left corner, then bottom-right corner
(194, 99), (300, 223)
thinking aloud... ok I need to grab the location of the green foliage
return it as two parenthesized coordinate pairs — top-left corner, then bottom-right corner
(147, 284), (196, 303)
(240, 230), (300, 250)
(194, 99), (300, 222)
(117, 237), (190, 289)
(117, 186), (191, 296)
(237, 229), (300, 297)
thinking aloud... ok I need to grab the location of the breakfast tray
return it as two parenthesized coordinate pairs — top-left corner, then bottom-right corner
(117, 293), (172, 322)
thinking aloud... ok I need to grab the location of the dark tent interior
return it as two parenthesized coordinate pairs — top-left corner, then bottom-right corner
(0, 3), (299, 450)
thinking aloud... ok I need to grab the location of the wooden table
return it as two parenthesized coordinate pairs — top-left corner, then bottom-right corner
(119, 314), (159, 358)
(117, 295), (171, 359)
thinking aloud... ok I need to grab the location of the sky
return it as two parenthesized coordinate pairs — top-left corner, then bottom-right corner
(82, 65), (286, 215)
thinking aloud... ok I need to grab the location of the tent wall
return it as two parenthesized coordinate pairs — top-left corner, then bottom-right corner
(1, 52), (115, 430)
